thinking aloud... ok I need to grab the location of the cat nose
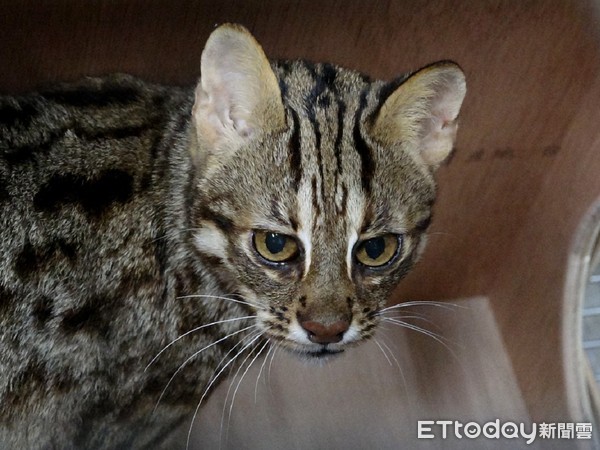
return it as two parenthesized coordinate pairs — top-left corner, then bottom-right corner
(300, 320), (350, 344)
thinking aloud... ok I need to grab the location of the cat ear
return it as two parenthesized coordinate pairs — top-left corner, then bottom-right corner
(371, 62), (466, 169)
(192, 24), (285, 163)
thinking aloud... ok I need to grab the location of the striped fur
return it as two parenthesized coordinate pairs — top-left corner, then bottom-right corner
(0, 24), (464, 449)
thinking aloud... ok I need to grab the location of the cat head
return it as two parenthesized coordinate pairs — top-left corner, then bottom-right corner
(189, 24), (466, 358)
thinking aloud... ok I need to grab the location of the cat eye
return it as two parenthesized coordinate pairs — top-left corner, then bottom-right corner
(253, 231), (299, 263)
(355, 234), (401, 268)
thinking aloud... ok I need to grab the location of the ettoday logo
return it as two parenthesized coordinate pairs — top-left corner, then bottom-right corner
(417, 420), (593, 444)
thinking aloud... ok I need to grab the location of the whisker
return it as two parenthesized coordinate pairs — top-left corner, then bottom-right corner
(255, 344), (275, 403)
(382, 318), (450, 344)
(186, 331), (265, 450)
(379, 338), (402, 371)
(267, 343), (280, 385)
(192, 330), (263, 450)
(376, 313), (439, 329)
(224, 340), (270, 445)
(373, 338), (393, 367)
(154, 324), (258, 414)
(379, 300), (465, 314)
(145, 316), (256, 371)
(177, 293), (257, 309)
(378, 336), (407, 393)
(381, 318), (461, 363)
(219, 333), (265, 441)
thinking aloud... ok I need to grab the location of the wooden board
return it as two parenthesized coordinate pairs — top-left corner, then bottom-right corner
(2, 0), (600, 445)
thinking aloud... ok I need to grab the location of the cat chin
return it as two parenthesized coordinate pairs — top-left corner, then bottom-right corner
(284, 345), (345, 365)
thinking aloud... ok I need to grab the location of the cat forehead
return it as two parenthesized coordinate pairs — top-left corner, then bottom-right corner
(273, 60), (376, 112)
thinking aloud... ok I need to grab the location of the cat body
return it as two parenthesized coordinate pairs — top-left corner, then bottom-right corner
(0, 24), (465, 448)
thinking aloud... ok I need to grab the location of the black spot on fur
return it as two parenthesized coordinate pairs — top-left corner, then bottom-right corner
(82, 124), (148, 141)
(14, 240), (77, 280)
(3, 126), (67, 165)
(0, 181), (9, 203)
(33, 169), (133, 216)
(43, 84), (139, 107)
(0, 101), (37, 127)
(32, 296), (54, 324)
(299, 296), (307, 308)
(14, 241), (39, 279)
(57, 239), (77, 260)
(0, 285), (14, 315)
(61, 296), (114, 338)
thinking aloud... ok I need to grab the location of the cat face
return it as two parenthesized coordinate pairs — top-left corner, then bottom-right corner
(190, 24), (465, 358)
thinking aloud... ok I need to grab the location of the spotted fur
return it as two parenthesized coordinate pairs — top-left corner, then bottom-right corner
(0, 24), (465, 449)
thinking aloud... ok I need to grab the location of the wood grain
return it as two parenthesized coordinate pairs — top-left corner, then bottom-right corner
(2, 0), (600, 445)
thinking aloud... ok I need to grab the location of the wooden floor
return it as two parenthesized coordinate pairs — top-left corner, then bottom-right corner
(3, 1), (600, 448)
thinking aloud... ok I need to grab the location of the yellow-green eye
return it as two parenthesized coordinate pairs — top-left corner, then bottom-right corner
(355, 234), (401, 267)
(253, 231), (299, 263)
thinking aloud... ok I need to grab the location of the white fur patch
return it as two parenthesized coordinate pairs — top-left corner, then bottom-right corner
(193, 224), (228, 260)
(296, 180), (313, 278)
(345, 188), (366, 279)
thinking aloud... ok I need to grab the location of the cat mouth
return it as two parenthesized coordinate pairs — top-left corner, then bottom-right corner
(307, 347), (344, 358)
(289, 344), (345, 359)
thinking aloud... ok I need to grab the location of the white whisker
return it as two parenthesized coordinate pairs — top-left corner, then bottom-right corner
(267, 343), (280, 385)
(177, 293), (257, 309)
(145, 316), (256, 371)
(154, 324), (258, 414)
(379, 300), (465, 313)
(219, 332), (265, 443)
(255, 344), (274, 403)
(382, 318), (449, 344)
(381, 318), (462, 365)
(186, 332), (265, 450)
(373, 338), (393, 367)
(376, 313), (439, 329)
(224, 340), (270, 445)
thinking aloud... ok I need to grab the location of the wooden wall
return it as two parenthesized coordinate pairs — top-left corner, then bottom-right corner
(3, 0), (600, 440)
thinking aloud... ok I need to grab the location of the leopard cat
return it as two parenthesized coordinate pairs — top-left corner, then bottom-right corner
(0, 23), (466, 449)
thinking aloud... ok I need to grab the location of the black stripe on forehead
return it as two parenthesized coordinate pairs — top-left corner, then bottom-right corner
(303, 63), (327, 203)
(354, 88), (375, 194)
(288, 109), (302, 192)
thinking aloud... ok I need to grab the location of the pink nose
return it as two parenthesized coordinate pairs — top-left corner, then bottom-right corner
(300, 320), (350, 344)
